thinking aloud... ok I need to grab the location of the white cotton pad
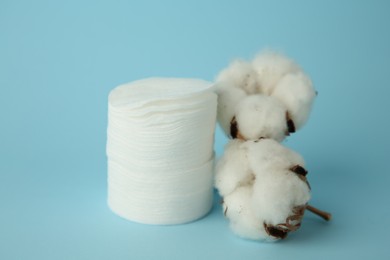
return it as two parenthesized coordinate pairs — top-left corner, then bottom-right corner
(234, 95), (288, 141)
(107, 78), (217, 225)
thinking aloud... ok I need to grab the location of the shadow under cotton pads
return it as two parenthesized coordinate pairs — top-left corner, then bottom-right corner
(106, 78), (217, 225)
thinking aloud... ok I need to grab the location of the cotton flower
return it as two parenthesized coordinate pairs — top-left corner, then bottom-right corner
(252, 51), (316, 131)
(216, 59), (260, 95)
(217, 139), (312, 241)
(215, 83), (247, 137)
(214, 50), (330, 242)
(232, 95), (288, 142)
(215, 139), (253, 197)
(252, 50), (300, 95)
(215, 50), (316, 139)
(272, 72), (316, 131)
(246, 139), (311, 239)
(222, 185), (269, 240)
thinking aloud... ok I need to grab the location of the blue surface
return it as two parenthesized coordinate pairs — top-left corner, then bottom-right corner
(1, 0), (389, 259)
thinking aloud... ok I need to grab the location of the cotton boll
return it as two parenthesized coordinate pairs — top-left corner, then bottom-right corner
(215, 83), (247, 137)
(246, 139), (310, 236)
(244, 139), (311, 239)
(219, 139), (314, 241)
(223, 186), (269, 240)
(272, 72), (316, 130)
(245, 139), (305, 172)
(251, 166), (311, 227)
(234, 95), (288, 142)
(215, 140), (254, 197)
(216, 59), (260, 95)
(252, 51), (300, 95)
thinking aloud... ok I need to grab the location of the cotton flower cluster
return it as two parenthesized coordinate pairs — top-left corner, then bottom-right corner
(215, 51), (316, 142)
(215, 51), (329, 241)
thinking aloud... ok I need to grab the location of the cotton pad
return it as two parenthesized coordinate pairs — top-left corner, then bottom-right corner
(107, 78), (217, 225)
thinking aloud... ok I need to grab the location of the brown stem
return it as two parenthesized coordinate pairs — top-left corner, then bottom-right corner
(306, 204), (332, 221)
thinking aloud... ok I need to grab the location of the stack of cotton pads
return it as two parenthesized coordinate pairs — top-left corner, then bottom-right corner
(107, 78), (217, 225)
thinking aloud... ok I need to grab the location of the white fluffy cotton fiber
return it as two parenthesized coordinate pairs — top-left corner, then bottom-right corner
(272, 72), (316, 130)
(216, 59), (260, 95)
(216, 139), (311, 241)
(234, 95), (288, 142)
(246, 140), (310, 231)
(214, 50), (316, 138)
(214, 50), (324, 241)
(215, 139), (253, 197)
(215, 83), (247, 137)
(252, 51), (300, 95)
(222, 186), (269, 240)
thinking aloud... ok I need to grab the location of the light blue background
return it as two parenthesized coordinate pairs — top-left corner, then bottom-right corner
(1, 0), (389, 259)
